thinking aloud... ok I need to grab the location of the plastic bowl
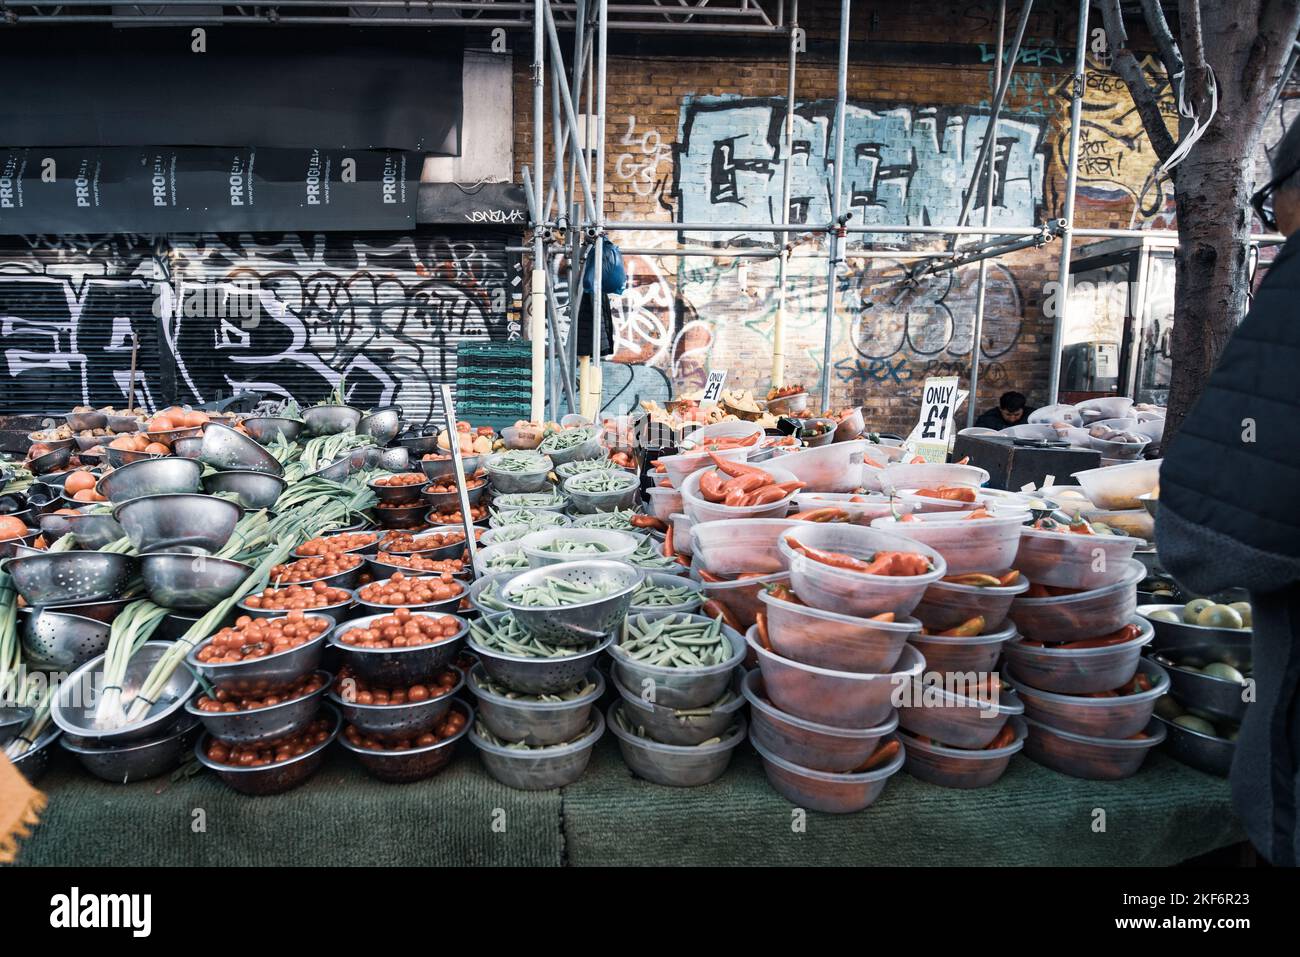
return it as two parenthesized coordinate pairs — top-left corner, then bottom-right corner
(328, 612), (468, 686)
(771, 440), (876, 494)
(750, 731), (904, 813)
(1082, 507), (1154, 540)
(870, 510), (1029, 577)
(898, 678), (1023, 749)
(747, 628), (924, 729)
(693, 567), (786, 631)
(562, 471), (640, 514)
(644, 486), (683, 521)
(901, 715), (1026, 789)
(678, 420), (764, 449)
(628, 570), (705, 615)
(1014, 527), (1143, 590)
(659, 446), (751, 491)
(681, 462), (800, 525)
(788, 492), (909, 525)
(537, 428), (604, 466)
(877, 462), (990, 495)
(1002, 616), (1153, 695)
(468, 664), (604, 746)
(907, 619), (1018, 675)
(670, 513), (694, 558)
(742, 669), (898, 773)
(608, 613), (746, 709)
(1071, 459), (1161, 510)
(896, 488), (988, 515)
(1006, 658), (1168, 739)
(1022, 715), (1165, 780)
(691, 518), (801, 577)
(607, 702), (746, 787)
(610, 669), (744, 745)
(777, 523), (947, 618)
(758, 589), (920, 673)
(912, 574), (1029, 633)
(1009, 559), (1144, 642)
(469, 708), (605, 790)
(339, 699), (472, 783)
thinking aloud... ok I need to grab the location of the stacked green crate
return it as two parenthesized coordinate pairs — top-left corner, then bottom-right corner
(455, 341), (535, 431)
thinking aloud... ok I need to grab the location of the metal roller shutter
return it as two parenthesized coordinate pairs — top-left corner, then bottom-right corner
(0, 235), (164, 415)
(0, 229), (520, 428)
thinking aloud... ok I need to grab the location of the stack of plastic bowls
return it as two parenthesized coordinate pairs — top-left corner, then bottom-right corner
(737, 524), (938, 812)
(1002, 527), (1165, 779)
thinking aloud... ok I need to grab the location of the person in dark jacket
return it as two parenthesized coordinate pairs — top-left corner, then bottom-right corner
(974, 391), (1033, 430)
(1158, 121), (1300, 866)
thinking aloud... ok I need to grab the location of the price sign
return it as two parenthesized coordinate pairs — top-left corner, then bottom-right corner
(906, 377), (964, 462)
(701, 370), (727, 404)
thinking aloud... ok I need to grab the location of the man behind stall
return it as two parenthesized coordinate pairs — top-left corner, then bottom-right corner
(974, 391), (1033, 430)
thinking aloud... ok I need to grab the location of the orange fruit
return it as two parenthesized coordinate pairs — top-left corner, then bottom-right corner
(0, 515), (28, 540)
(64, 471), (97, 494)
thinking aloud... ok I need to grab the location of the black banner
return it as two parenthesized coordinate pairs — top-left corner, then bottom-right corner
(418, 182), (528, 226)
(0, 147), (418, 234)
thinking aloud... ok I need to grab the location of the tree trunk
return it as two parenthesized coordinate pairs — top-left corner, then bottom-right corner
(1165, 140), (1256, 441)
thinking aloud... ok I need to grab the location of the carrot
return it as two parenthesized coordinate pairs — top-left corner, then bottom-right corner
(914, 486), (977, 503)
(853, 739), (901, 772)
(985, 724), (1016, 749)
(765, 582), (802, 604)
(702, 598), (742, 631)
(696, 569), (726, 583)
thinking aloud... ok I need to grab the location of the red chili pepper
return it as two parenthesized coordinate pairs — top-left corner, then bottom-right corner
(698, 469), (727, 503)
(696, 569), (726, 583)
(853, 739), (901, 772)
(788, 507), (849, 523)
(662, 523), (675, 559)
(985, 724), (1016, 750)
(1054, 623), (1141, 650)
(701, 598), (742, 631)
(721, 473), (767, 496)
(755, 610), (773, 650)
(745, 485), (789, 506)
(707, 452), (772, 481)
(629, 514), (668, 531)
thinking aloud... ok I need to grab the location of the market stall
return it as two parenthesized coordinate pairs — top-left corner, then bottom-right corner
(0, 389), (1250, 865)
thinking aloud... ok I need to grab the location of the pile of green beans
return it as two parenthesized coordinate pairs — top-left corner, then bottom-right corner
(612, 704), (740, 746)
(556, 457), (613, 479)
(618, 614), (730, 668)
(495, 490), (566, 509)
(473, 577), (511, 611)
(567, 470), (636, 493)
(509, 576), (620, 607)
(628, 539), (679, 570)
(575, 509), (637, 530)
(489, 507), (568, 529)
(538, 427), (596, 453)
(490, 451), (551, 473)
(475, 720), (596, 750)
(536, 538), (610, 554)
(474, 674), (598, 702)
(470, 613), (599, 658)
(483, 524), (539, 545)
(484, 549), (530, 571)
(631, 578), (703, 608)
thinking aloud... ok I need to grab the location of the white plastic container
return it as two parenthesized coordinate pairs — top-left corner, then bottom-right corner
(1014, 526), (1143, 590)
(870, 510), (1030, 576)
(677, 420), (763, 450)
(1028, 404), (1082, 427)
(776, 523), (947, 618)
(644, 486), (683, 521)
(898, 679), (1024, 749)
(877, 462), (990, 495)
(769, 440), (874, 494)
(1008, 560), (1144, 642)
(669, 513), (694, 557)
(1002, 616), (1152, 695)
(1081, 507), (1154, 540)
(658, 445), (751, 490)
(680, 462), (800, 524)
(1076, 396), (1134, 421)
(691, 518), (802, 577)
(759, 589), (920, 673)
(788, 492), (911, 524)
(1071, 459), (1162, 510)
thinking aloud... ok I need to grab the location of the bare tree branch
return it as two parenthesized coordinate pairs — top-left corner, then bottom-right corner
(1239, 0), (1300, 118)
(1098, 0), (1178, 160)
(1142, 0), (1184, 94)
(1176, 0), (1214, 119)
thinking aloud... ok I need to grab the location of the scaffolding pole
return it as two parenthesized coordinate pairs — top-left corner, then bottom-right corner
(587, 0), (610, 418)
(968, 0), (1008, 427)
(1046, 0), (1089, 405)
(771, 0), (799, 390)
(818, 0), (851, 412)
(530, 0), (547, 422)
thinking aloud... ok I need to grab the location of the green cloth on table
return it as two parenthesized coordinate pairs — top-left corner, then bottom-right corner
(12, 738), (1241, 866)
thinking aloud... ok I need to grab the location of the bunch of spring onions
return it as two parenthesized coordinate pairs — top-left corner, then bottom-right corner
(4, 681), (52, 759)
(90, 599), (169, 729)
(281, 433), (374, 482)
(0, 574), (20, 707)
(2, 466), (33, 496)
(121, 538), (299, 726)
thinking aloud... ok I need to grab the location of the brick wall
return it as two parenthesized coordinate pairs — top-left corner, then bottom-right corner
(512, 0), (1285, 434)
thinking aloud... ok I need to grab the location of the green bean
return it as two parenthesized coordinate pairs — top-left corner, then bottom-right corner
(484, 549), (530, 570)
(494, 491), (566, 509)
(538, 427), (596, 453)
(618, 613), (730, 668)
(488, 508), (567, 530)
(628, 539), (679, 569)
(474, 674), (597, 702)
(537, 538), (610, 554)
(473, 578), (511, 612)
(470, 613), (601, 658)
(509, 577), (617, 607)
(556, 457), (613, 479)
(490, 451), (551, 473)
(475, 720), (595, 750)
(574, 509), (637, 530)
(631, 579), (703, 608)
(567, 470), (636, 494)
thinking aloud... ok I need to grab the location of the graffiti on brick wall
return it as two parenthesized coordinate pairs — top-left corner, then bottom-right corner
(0, 233), (512, 425)
(1059, 55), (1179, 223)
(614, 116), (675, 210)
(674, 96), (1049, 244)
